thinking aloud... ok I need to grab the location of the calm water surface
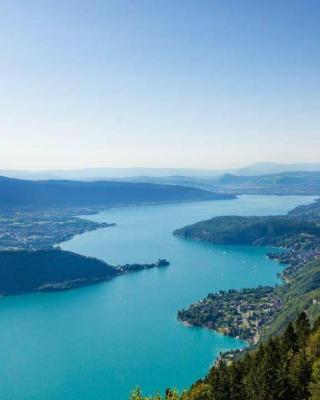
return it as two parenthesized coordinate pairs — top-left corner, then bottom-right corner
(0, 195), (317, 400)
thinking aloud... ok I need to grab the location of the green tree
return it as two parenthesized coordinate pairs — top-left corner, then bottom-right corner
(295, 312), (311, 348)
(309, 358), (320, 400)
(281, 322), (298, 355)
(289, 349), (312, 400)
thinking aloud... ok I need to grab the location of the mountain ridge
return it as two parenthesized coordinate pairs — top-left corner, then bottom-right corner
(1, 162), (320, 181)
(0, 175), (233, 208)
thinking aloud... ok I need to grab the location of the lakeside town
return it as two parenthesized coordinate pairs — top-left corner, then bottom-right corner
(178, 286), (280, 344)
(0, 207), (114, 251)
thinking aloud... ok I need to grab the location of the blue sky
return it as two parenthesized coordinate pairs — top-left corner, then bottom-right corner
(0, 0), (319, 169)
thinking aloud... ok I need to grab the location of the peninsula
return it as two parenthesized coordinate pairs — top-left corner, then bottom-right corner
(0, 249), (170, 296)
(174, 199), (320, 343)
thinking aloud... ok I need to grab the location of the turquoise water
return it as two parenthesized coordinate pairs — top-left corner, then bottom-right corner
(0, 195), (317, 400)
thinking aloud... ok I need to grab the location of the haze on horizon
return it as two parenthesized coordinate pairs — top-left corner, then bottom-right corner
(0, 0), (319, 170)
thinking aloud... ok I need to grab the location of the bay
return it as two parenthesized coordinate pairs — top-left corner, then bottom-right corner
(0, 195), (317, 400)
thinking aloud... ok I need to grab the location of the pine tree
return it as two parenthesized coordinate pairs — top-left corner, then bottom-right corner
(281, 322), (298, 355)
(312, 315), (320, 333)
(183, 382), (212, 400)
(309, 358), (320, 400)
(295, 312), (311, 348)
(289, 349), (312, 400)
(227, 363), (245, 400)
(130, 314), (320, 400)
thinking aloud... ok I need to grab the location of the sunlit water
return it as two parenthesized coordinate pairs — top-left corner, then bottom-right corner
(0, 195), (317, 400)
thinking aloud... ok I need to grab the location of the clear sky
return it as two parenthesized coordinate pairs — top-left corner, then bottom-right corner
(0, 0), (319, 170)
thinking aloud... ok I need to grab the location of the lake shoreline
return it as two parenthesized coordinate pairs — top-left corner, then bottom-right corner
(0, 195), (315, 400)
(175, 198), (320, 353)
(0, 248), (170, 297)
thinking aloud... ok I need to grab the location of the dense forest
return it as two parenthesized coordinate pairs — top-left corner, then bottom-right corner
(0, 176), (233, 208)
(174, 215), (320, 246)
(130, 313), (320, 400)
(265, 259), (320, 338)
(0, 250), (169, 295)
(0, 249), (118, 295)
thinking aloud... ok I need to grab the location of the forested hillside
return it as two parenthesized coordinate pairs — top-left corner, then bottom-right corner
(265, 259), (320, 338)
(0, 176), (233, 208)
(0, 250), (117, 295)
(174, 215), (320, 246)
(0, 250), (170, 295)
(131, 313), (320, 400)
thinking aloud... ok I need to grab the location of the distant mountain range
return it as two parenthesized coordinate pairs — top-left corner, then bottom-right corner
(1, 163), (320, 200)
(1, 162), (320, 181)
(0, 167), (225, 180)
(219, 171), (320, 185)
(0, 176), (233, 208)
(213, 171), (320, 195)
(236, 162), (320, 176)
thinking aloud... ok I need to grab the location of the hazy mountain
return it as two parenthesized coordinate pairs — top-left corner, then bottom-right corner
(0, 167), (227, 181)
(219, 171), (320, 184)
(214, 171), (320, 195)
(236, 162), (320, 176)
(1, 162), (320, 184)
(0, 176), (234, 208)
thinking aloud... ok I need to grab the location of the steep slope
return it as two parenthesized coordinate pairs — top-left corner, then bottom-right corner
(132, 313), (320, 400)
(265, 259), (320, 337)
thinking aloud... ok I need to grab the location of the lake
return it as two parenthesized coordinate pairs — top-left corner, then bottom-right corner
(0, 195), (317, 400)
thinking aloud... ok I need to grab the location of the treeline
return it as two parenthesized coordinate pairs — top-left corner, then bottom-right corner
(0, 250), (170, 295)
(173, 215), (320, 246)
(0, 249), (117, 295)
(130, 312), (320, 400)
(264, 259), (320, 338)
